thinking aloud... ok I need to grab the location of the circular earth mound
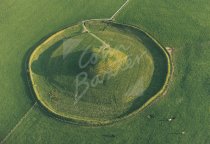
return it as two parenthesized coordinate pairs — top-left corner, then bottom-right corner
(28, 20), (171, 125)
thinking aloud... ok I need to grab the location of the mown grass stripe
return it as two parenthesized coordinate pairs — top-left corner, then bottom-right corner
(111, 0), (131, 20)
(0, 103), (37, 144)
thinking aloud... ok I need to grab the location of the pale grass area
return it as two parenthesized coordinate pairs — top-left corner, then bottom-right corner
(89, 47), (128, 76)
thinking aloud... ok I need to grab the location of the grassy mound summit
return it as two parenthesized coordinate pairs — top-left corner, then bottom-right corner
(87, 47), (128, 77)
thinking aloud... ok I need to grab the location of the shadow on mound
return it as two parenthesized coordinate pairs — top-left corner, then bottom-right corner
(31, 40), (94, 77)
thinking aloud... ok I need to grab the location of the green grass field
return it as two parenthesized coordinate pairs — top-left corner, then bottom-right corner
(0, 0), (209, 143)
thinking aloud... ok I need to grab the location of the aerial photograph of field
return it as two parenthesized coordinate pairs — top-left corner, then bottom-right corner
(0, 0), (209, 143)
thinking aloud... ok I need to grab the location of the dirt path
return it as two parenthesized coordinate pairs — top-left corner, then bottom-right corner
(81, 0), (132, 48)
(82, 21), (110, 49)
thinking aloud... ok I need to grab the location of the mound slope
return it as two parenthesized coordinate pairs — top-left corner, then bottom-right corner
(28, 20), (171, 125)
